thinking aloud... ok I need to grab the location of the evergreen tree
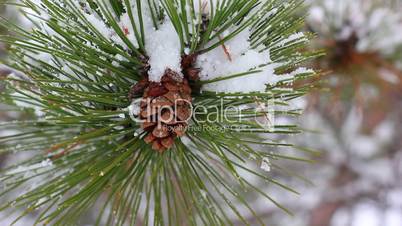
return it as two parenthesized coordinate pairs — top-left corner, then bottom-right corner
(0, 0), (320, 225)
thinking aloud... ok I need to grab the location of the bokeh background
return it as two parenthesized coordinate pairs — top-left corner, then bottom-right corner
(1, 0), (402, 225)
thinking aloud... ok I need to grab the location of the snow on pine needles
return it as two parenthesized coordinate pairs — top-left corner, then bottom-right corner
(307, 0), (402, 56)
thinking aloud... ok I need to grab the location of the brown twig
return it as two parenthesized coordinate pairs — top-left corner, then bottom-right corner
(201, 0), (208, 12)
(218, 35), (233, 62)
(47, 141), (82, 159)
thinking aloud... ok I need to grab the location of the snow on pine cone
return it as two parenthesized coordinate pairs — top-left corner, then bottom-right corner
(129, 54), (199, 152)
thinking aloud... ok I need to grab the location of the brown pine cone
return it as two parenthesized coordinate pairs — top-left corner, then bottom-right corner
(133, 70), (193, 152)
(129, 54), (200, 153)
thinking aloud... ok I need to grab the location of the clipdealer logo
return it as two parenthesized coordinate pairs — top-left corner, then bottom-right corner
(127, 96), (276, 132)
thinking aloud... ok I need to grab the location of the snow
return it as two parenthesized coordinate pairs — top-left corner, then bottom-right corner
(145, 21), (183, 82)
(273, 32), (307, 48)
(84, 13), (113, 40)
(379, 69), (400, 84)
(40, 159), (53, 167)
(260, 157), (271, 172)
(6, 159), (54, 176)
(387, 190), (402, 207)
(10, 91), (45, 117)
(385, 209), (402, 226)
(307, 0), (402, 56)
(331, 208), (351, 226)
(351, 203), (381, 226)
(127, 100), (141, 116)
(0, 213), (36, 226)
(197, 28), (278, 93)
(330, 204), (402, 226)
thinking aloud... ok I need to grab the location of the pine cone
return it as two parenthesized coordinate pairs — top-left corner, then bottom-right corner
(131, 70), (192, 152)
(129, 54), (200, 153)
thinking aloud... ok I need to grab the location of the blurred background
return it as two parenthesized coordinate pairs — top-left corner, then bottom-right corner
(1, 0), (402, 225)
(267, 0), (402, 225)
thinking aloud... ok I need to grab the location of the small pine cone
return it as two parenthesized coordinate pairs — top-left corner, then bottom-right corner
(138, 69), (193, 153)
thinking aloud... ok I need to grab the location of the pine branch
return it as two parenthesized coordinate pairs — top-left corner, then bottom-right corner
(0, 0), (321, 225)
